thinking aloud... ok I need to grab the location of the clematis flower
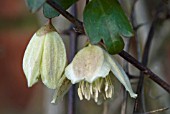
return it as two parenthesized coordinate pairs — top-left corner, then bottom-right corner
(22, 22), (67, 89)
(65, 44), (137, 103)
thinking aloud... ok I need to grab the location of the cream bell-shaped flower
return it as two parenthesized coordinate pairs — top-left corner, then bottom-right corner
(23, 22), (67, 89)
(65, 44), (137, 102)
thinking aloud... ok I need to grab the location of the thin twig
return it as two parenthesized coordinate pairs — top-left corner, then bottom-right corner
(134, 6), (168, 113)
(134, 17), (156, 114)
(46, 0), (170, 94)
(46, 0), (85, 34)
(119, 50), (170, 93)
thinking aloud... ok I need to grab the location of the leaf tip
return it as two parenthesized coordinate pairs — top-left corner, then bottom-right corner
(107, 38), (125, 54)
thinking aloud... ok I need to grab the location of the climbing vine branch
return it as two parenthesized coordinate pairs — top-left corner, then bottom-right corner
(46, 0), (170, 94)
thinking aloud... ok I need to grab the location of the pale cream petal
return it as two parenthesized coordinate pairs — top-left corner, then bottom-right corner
(51, 75), (72, 104)
(96, 58), (111, 78)
(104, 51), (137, 98)
(41, 32), (67, 89)
(86, 57), (111, 82)
(65, 45), (106, 83)
(65, 63), (84, 84)
(23, 33), (45, 87)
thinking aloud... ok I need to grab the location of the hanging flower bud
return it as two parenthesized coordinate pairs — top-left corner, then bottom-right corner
(65, 44), (137, 103)
(23, 22), (67, 89)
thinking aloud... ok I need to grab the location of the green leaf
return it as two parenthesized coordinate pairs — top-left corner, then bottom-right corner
(43, 0), (78, 18)
(25, 0), (46, 13)
(83, 0), (133, 54)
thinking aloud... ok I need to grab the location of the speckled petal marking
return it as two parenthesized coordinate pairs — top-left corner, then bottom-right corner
(41, 32), (67, 89)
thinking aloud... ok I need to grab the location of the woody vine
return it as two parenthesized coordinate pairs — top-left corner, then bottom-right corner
(23, 0), (170, 114)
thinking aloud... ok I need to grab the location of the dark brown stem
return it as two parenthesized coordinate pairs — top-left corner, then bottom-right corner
(46, 0), (170, 94)
(133, 6), (169, 113)
(46, 0), (85, 34)
(119, 50), (170, 93)
(133, 20), (155, 113)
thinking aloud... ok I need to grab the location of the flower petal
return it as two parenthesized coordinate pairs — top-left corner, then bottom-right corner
(65, 63), (82, 84)
(85, 57), (111, 82)
(95, 58), (111, 78)
(65, 45), (110, 83)
(23, 33), (45, 87)
(104, 51), (137, 98)
(41, 32), (67, 89)
(51, 75), (71, 104)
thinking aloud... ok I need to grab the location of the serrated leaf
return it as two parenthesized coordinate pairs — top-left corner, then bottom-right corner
(83, 0), (133, 54)
(25, 0), (46, 13)
(43, 0), (78, 18)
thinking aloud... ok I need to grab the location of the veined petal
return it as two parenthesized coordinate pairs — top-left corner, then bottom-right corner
(65, 45), (109, 83)
(23, 33), (45, 87)
(104, 51), (137, 98)
(51, 75), (72, 104)
(85, 57), (111, 82)
(41, 31), (67, 89)
(94, 57), (111, 79)
(65, 63), (82, 84)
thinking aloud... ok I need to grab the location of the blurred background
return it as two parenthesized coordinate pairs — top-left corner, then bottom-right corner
(0, 0), (170, 114)
(0, 0), (43, 114)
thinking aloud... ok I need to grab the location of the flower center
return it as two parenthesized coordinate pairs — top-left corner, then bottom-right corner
(77, 75), (114, 103)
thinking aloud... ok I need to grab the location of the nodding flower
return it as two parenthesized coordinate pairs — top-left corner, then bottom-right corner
(23, 22), (67, 89)
(64, 44), (137, 103)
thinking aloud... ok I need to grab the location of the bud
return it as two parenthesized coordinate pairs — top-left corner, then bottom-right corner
(65, 44), (137, 103)
(23, 22), (67, 89)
